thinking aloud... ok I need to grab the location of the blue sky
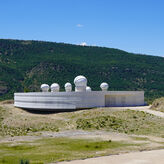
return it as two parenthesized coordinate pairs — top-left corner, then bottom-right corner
(0, 0), (164, 56)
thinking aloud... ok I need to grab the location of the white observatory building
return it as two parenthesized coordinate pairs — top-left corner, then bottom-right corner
(14, 75), (145, 111)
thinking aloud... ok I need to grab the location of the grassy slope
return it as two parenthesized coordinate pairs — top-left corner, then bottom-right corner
(0, 39), (164, 102)
(0, 103), (164, 137)
(0, 103), (164, 163)
(151, 97), (164, 112)
(0, 138), (137, 164)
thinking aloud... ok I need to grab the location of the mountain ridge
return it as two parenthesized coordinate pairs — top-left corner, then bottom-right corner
(0, 39), (164, 103)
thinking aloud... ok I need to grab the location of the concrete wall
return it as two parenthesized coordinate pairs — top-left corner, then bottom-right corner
(14, 91), (144, 111)
(104, 91), (144, 107)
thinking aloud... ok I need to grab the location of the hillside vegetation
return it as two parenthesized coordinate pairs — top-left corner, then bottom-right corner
(0, 39), (164, 102)
(151, 97), (164, 112)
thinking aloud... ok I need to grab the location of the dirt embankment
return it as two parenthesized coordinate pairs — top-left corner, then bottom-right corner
(151, 97), (164, 112)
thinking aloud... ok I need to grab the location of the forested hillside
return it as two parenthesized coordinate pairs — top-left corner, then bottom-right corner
(0, 39), (164, 103)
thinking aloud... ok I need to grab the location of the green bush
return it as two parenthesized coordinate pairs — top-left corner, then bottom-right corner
(20, 159), (30, 164)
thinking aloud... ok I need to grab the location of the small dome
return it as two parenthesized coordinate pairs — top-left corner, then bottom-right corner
(51, 83), (60, 92)
(74, 75), (87, 86)
(41, 84), (49, 92)
(65, 82), (72, 92)
(100, 82), (109, 91)
(86, 86), (91, 92)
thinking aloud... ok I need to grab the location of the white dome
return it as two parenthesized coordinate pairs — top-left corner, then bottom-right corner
(86, 86), (91, 92)
(74, 75), (87, 92)
(74, 75), (87, 86)
(100, 82), (109, 91)
(41, 84), (49, 92)
(51, 83), (60, 92)
(65, 82), (72, 92)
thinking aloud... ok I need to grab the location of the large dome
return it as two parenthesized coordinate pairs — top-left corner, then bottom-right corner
(41, 84), (49, 92)
(51, 83), (60, 92)
(74, 75), (87, 92)
(74, 75), (87, 86)
(100, 82), (109, 91)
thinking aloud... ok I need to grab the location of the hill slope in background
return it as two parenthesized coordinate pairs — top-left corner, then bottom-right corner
(0, 39), (164, 102)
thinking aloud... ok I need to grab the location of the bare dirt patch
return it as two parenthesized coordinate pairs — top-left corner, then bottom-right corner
(58, 149), (164, 164)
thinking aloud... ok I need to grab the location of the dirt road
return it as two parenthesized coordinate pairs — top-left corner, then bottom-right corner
(103, 106), (164, 118)
(58, 149), (164, 164)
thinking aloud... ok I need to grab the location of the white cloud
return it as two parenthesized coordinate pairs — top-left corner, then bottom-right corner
(76, 24), (84, 27)
(80, 42), (87, 46)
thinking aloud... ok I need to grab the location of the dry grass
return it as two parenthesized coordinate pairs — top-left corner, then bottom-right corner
(0, 103), (164, 137)
(151, 97), (164, 112)
(0, 137), (143, 164)
(0, 100), (14, 105)
(0, 102), (164, 163)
